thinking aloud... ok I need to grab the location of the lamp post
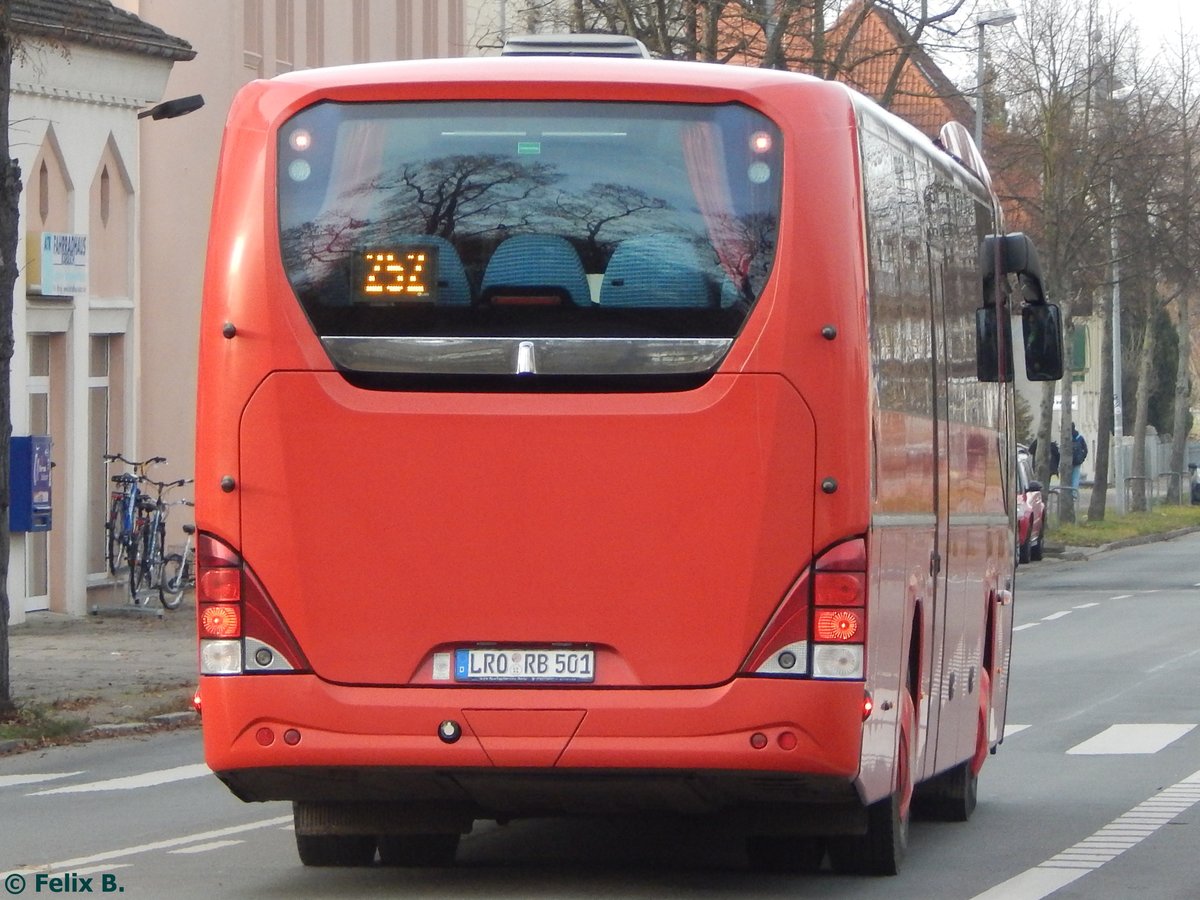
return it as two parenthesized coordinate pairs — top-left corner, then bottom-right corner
(975, 10), (1017, 151)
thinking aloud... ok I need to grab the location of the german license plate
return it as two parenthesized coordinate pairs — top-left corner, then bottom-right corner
(454, 648), (594, 683)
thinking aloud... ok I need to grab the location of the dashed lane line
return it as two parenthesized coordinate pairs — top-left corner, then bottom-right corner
(0, 773), (83, 789)
(2, 815), (293, 878)
(1066, 724), (1196, 755)
(970, 768), (1200, 900)
(168, 840), (245, 855)
(30, 764), (210, 795)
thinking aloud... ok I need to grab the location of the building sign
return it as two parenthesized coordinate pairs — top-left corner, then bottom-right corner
(40, 232), (88, 295)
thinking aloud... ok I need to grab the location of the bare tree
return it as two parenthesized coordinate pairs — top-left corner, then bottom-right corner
(991, 0), (1126, 523)
(470, 1), (980, 116)
(1156, 35), (1200, 504)
(0, 1), (19, 719)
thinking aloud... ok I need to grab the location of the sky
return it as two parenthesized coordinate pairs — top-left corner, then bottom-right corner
(1110, 0), (1200, 53)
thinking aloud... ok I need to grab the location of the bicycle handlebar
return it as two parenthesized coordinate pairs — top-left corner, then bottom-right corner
(103, 453), (167, 469)
(143, 477), (195, 493)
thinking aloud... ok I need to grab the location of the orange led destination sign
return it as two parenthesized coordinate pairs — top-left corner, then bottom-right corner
(356, 247), (438, 302)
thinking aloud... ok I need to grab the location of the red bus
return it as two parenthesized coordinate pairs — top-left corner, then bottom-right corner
(196, 36), (1062, 875)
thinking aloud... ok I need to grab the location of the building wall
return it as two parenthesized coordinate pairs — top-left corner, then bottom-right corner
(8, 41), (176, 622)
(121, 0), (474, 596)
(6, 1), (476, 625)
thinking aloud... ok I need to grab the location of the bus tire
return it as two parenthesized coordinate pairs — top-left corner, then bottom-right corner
(828, 690), (913, 876)
(377, 833), (460, 867)
(295, 833), (377, 867)
(914, 669), (988, 822)
(745, 834), (825, 873)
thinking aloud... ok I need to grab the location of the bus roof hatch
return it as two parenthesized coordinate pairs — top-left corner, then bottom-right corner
(500, 33), (651, 58)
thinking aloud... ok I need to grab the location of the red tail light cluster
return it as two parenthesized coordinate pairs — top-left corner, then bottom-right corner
(742, 538), (868, 680)
(810, 539), (867, 679)
(196, 534), (310, 675)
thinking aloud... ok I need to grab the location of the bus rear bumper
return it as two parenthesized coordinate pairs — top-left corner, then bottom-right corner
(201, 675), (867, 814)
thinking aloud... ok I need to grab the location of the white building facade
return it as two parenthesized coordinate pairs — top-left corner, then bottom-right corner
(7, 1), (491, 624)
(7, 1), (193, 624)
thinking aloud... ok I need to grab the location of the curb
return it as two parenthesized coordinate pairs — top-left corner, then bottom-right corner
(0, 710), (200, 757)
(1047, 525), (1200, 562)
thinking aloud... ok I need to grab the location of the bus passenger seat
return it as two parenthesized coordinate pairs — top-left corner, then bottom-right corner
(394, 234), (473, 305)
(600, 235), (708, 307)
(480, 234), (593, 307)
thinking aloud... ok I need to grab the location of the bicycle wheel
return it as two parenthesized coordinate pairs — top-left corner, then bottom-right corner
(148, 522), (167, 590)
(106, 498), (126, 575)
(129, 527), (150, 600)
(159, 553), (187, 609)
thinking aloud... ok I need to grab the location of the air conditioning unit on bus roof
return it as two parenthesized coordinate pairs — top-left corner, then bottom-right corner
(500, 33), (651, 59)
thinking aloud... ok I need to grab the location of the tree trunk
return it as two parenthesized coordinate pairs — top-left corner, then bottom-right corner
(1056, 308), (1077, 524)
(1166, 289), (1190, 503)
(0, 2), (20, 719)
(1129, 309), (1158, 512)
(1088, 277), (1113, 522)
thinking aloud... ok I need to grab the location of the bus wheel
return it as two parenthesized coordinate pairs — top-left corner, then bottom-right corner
(914, 669), (989, 822)
(828, 691), (913, 876)
(746, 835), (825, 873)
(377, 833), (460, 867)
(295, 833), (377, 867)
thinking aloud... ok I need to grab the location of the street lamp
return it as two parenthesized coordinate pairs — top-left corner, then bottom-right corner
(975, 10), (1017, 151)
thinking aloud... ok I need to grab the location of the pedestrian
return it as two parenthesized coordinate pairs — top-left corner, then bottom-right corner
(1029, 437), (1060, 481)
(1070, 423), (1087, 497)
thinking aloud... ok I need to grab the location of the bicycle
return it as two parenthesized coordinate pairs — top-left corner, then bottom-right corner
(128, 477), (193, 608)
(159, 501), (196, 609)
(103, 454), (166, 577)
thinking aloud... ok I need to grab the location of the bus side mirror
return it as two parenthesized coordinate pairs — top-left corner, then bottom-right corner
(978, 233), (1063, 382)
(1022, 303), (1064, 381)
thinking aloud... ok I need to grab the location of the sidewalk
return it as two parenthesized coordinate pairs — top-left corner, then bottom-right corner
(3, 582), (198, 753)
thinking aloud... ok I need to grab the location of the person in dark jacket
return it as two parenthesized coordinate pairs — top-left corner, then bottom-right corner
(1029, 437), (1060, 481)
(1070, 423), (1088, 496)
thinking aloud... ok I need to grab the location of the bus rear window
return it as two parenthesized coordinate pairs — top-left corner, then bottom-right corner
(277, 101), (780, 344)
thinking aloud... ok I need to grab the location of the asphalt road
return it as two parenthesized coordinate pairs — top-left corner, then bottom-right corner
(2, 533), (1198, 899)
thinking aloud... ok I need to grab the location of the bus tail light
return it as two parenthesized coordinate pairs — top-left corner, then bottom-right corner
(742, 538), (868, 680)
(812, 538), (867, 680)
(197, 533), (311, 676)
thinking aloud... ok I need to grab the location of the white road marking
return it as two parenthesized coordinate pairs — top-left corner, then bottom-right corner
(1004, 724), (1032, 738)
(1072, 602), (1100, 609)
(30, 763), (210, 795)
(1067, 724), (1196, 755)
(1111, 594), (1133, 600)
(1041, 611), (1072, 621)
(1, 815), (293, 877)
(66, 864), (131, 877)
(1013, 623), (1039, 632)
(168, 840), (245, 855)
(970, 769), (1200, 899)
(0, 772), (83, 789)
